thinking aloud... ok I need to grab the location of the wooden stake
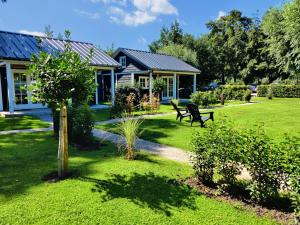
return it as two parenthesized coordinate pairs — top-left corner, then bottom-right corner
(58, 104), (68, 178)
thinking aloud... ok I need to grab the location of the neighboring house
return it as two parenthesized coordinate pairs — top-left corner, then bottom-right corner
(0, 30), (119, 113)
(101, 48), (200, 101)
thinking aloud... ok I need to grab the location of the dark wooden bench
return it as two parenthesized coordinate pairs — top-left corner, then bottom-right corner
(170, 100), (191, 122)
(186, 103), (214, 127)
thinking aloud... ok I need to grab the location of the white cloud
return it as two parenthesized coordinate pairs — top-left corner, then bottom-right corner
(108, 0), (178, 26)
(90, 0), (127, 5)
(217, 10), (226, 20)
(109, 7), (156, 26)
(74, 9), (100, 20)
(19, 30), (45, 37)
(138, 36), (148, 44)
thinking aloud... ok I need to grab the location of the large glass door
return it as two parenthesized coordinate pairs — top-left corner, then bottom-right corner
(161, 77), (174, 100)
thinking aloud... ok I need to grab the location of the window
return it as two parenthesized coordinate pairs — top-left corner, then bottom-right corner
(139, 77), (149, 89)
(14, 73), (28, 105)
(119, 56), (126, 68)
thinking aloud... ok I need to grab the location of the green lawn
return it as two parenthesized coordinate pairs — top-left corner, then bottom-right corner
(93, 104), (178, 122)
(0, 115), (50, 131)
(0, 132), (276, 224)
(93, 101), (246, 122)
(98, 98), (300, 151)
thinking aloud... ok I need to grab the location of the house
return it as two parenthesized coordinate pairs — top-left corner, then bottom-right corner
(0, 30), (119, 113)
(100, 48), (200, 102)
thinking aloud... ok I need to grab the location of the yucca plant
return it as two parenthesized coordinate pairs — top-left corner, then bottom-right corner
(116, 114), (143, 160)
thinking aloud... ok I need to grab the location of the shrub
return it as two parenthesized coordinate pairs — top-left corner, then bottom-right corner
(152, 77), (166, 98)
(243, 129), (281, 203)
(116, 114), (143, 160)
(266, 87), (273, 100)
(69, 104), (95, 145)
(191, 120), (244, 190)
(110, 85), (143, 117)
(140, 94), (160, 112)
(257, 85), (300, 98)
(244, 90), (252, 102)
(217, 85), (248, 101)
(53, 104), (95, 146)
(191, 91), (218, 107)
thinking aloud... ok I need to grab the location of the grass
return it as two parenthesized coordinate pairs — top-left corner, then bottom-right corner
(93, 104), (178, 122)
(0, 132), (277, 224)
(0, 115), (50, 131)
(98, 97), (300, 151)
(93, 101), (246, 122)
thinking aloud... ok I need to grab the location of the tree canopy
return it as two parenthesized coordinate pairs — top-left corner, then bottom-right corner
(149, 0), (300, 85)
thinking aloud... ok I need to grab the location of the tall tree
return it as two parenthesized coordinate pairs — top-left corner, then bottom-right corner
(149, 20), (183, 52)
(206, 10), (253, 83)
(262, 0), (300, 83)
(28, 31), (95, 178)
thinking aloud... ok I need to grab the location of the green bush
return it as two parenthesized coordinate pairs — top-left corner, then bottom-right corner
(217, 85), (249, 101)
(192, 120), (300, 219)
(244, 90), (252, 102)
(53, 104), (95, 145)
(110, 85), (143, 117)
(244, 129), (282, 203)
(257, 85), (300, 98)
(191, 91), (218, 107)
(152, 77), (166, 98)
(266, 87), (273, 100)
(69, 104), (95, 145)
(191, 120), (244, 190)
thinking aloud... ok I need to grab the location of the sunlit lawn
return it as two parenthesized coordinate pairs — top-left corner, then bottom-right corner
(98, 97), (300, 150)
(0, 132), (277, 224)
(93, 100), (246, 122)
(0, 115), (49, 131)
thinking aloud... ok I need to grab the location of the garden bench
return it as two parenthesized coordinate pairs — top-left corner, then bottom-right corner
(170, 100), (191, 122)
(186, 103), (214, 127)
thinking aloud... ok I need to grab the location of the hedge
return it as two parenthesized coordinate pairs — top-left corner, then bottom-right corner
(216, 85), (249, 101)
(257, 85), (300, 98)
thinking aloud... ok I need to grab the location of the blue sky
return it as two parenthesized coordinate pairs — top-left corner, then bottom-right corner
(0, 0), (285, 51)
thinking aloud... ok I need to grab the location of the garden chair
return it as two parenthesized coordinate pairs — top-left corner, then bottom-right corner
(170, 100), (191, 122)
(186, 103), (214, 127)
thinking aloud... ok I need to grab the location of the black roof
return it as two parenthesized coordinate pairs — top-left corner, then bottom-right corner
(0, 30), (119, 67)
(113, 48), (200, 73)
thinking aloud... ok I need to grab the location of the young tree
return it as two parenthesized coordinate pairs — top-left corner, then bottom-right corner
(28, 30), (95, 178)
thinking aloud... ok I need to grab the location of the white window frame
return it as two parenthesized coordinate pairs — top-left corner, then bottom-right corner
(139, 76), (149, 89)
(119, 56), (126, 68)
(12, 69), (46, 110)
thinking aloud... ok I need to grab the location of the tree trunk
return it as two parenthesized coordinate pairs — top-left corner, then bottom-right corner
(58, 104), (68, 178)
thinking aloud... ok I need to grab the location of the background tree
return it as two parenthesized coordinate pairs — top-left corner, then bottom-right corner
(44, 25), (54, 38)
(28, 30), (95, 178)
(105, 43), (116, 57)
(158, 43), (198, 67)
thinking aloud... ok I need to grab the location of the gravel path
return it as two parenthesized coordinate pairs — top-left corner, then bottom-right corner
(93, 129), (192, 163)
(0, 127), (53, 135)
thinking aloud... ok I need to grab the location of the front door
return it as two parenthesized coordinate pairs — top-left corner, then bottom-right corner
(162, 77), (174, 100)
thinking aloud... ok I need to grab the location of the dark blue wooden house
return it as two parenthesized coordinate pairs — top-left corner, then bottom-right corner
(100, 48), (200, 101)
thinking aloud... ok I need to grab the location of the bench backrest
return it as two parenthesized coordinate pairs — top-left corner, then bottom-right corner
(187, 104), (201, 120)
(170, 100), (181, 113)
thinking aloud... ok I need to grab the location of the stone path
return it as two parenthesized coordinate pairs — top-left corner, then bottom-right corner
(0, 127), (53, 135)
(93, 129), (192, 163)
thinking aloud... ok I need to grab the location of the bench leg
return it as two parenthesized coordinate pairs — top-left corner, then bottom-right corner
(200, 121), (205, 128)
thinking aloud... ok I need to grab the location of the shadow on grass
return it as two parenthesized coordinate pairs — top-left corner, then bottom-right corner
(0, 132), (117, 197)
(80, 172), (199, 216)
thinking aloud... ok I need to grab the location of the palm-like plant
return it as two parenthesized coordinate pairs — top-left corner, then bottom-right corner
(116, 114), (143, 160)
